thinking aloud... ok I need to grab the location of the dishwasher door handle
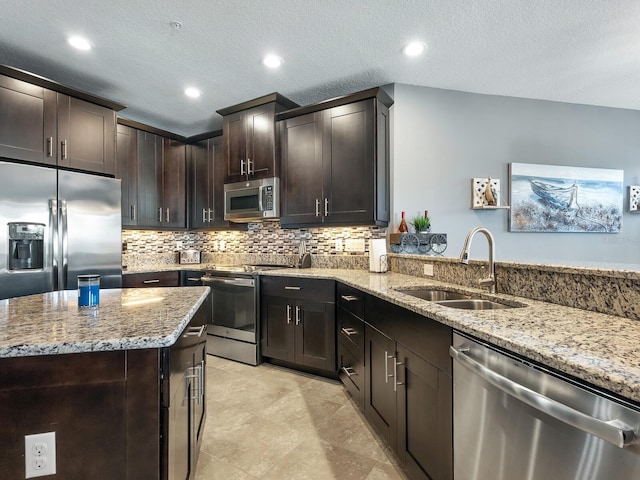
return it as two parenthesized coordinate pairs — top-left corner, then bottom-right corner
(450, 345), (636, 449)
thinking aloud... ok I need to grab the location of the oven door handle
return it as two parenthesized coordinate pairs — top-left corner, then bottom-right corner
(450, 345), (636, 449)
(201, 276), (255, 287)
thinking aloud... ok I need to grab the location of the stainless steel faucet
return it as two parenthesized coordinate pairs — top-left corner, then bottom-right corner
(459, 227), (496, 293)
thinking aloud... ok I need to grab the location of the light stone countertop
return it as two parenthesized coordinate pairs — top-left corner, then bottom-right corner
(0, 287), (210, 358)
(262, 268), (640, 404)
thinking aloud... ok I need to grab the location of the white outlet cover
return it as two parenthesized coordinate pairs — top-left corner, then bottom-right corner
(25, 432), (56, 478)
(334, 239), (343, 251)
(423, 264), (434, 276)
(176, 240), (183, 249)
(344, 238), (365, 252)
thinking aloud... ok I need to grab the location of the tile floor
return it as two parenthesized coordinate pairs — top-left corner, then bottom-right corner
(195, 355), (409, 480)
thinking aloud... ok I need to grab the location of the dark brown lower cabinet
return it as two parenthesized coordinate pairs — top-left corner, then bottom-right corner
(361, 291), (453, 480)
(260, 277), (336, 373)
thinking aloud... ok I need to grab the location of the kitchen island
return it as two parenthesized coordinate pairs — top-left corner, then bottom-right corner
(0, 286), (210, 479)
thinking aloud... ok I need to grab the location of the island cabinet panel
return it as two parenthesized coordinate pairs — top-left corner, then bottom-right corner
(260, 276), (336, 373)
(0, 350), (140, 479)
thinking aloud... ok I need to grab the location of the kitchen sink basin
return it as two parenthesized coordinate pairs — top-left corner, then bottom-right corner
(395, 289), (472, 301)
(435, 299), (517, 310)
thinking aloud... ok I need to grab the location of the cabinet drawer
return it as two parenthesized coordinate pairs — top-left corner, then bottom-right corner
(337, 282), (365, 319)
(338, 337), (364, 407)
(261, 276), (334, 302)
(123, 271), (181, 288)
(338, 308), (364, 356)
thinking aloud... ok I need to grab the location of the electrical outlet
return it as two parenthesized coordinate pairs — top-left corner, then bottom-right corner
(213, 240), (219, 251)
(176, 241), (183, 249)
(25, 432), (56, 478)
(219, 240), (226, 251)
(334, 239), (343, 252)
(344, 238), (365, 252)
(423, 264), (434, 276)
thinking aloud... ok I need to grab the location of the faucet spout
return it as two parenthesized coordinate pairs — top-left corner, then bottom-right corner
(459, 227), (496, 293)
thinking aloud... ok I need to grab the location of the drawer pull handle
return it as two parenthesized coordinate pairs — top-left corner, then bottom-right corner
(143, 279), (160, 284)
(341, 327), (357, 336)
(285, 286), (301, 290)
(341, 295), (358, 302)
(187, 277), (201, 282)
(341, 366), (357, 377)
(185, 325), (206, 337)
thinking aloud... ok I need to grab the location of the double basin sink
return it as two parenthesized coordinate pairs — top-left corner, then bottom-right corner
(395, 288), (525, 310)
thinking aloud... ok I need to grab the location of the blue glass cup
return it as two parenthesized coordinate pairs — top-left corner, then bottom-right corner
(78, 274), (100, 309)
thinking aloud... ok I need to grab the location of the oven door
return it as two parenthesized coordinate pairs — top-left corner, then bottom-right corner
(202, 275), (256, 343)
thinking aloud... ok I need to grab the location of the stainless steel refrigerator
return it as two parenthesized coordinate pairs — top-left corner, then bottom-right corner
(0, 161), (122, 300)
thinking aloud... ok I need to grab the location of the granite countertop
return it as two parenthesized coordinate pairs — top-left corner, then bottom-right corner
(261, 268), (640, 404)
(0, 286), (210, 358)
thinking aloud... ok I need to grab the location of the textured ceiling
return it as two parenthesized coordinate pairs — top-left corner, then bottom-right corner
(1, 0), (639, 137)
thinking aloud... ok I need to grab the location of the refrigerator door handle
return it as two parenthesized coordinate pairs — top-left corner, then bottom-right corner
(49, 199), (59, 291)
(60, 199), (69, 289)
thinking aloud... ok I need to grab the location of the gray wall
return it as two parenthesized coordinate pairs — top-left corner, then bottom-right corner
(391, 83), (640, 268)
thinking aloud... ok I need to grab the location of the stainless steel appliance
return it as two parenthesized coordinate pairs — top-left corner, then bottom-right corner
(224, 177), (280, 222)
(451, 332), (640, 480)
(177, 249), (201, 265)
(199, 264), (291, 365)
(0, 161), (122, 300)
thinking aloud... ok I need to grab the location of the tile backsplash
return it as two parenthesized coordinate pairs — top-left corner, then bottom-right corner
(122, 222), (385, 257)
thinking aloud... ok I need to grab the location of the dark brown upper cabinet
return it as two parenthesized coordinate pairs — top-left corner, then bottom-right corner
(189, 134), (236, 230)
(116, 124), (138, 226)
(0, 67), (124, 175)
(217, 93), (299, 184)
(278, 88), (392, 228)
(116, 120), (187, 230)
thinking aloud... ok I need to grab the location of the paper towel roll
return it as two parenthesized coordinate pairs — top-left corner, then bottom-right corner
(369, 238), (388, 273)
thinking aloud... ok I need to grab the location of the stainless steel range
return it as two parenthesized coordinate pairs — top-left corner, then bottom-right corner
(200, 264), (291, 365)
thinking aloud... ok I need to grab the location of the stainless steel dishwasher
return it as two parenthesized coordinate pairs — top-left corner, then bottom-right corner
(451, 332), (640, 480)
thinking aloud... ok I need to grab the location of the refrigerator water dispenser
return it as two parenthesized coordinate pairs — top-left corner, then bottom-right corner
(8, 222), (45, 270)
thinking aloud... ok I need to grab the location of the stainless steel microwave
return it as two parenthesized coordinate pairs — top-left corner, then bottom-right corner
(224, 177), (280, 222)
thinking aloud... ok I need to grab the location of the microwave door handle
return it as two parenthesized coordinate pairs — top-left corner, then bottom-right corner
(258, 185), (264, 212)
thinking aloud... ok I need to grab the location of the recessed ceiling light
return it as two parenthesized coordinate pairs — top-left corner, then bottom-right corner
(184, 87), (201, 98)
(68, 36), (92, 51)
(262, 55), (283, 69)
(402, 41), (426, 57)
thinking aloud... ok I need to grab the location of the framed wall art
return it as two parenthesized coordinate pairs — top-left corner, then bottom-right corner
(509, 163), (623, 233)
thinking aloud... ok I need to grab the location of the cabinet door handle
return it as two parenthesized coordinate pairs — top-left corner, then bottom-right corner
(247, 158), (252, 175)
(394, 357), (404, 392)
(202, 208), (207, 223)
(284, 286), (301, 290)
(286, 304), (292, 324)
(295, 305), (301, 326)
(131, 205), (136, 221)
(165, 208), (170, 222)
(46, 137), (53, 157)
(341, 327), (357, 336)
(143, 279), (160, 284)
(187, 277), (201, 282)
(385, 351), (394, 384)
(185, 325), (206, 337)
(341, 366), (357, 377)
(158, 208), (163, 222)
(240, 159), (245, 175)
(208, 208), (213, 222)
(61, 140), (68, 160)
(341, 295), (359, 302)
(315, 199), (320, 217)
(324, 198), (329, 216)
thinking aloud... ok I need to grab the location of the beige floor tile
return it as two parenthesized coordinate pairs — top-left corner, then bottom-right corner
(314, 401), (389, 463)
(194, 451), (256, 480)
(259, 437), (377, 480)
(197, 355), (407, 480)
